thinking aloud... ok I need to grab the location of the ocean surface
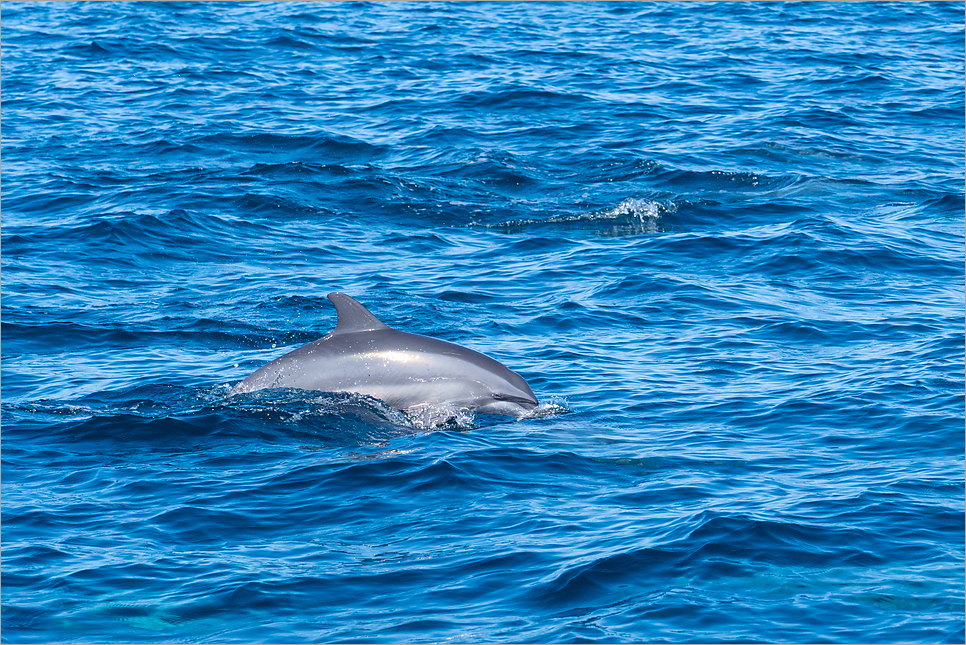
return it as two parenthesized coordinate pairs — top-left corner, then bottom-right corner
(2, 2), (964, 642)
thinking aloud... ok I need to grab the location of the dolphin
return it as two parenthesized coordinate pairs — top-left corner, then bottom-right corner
(230, 293), (538, 419)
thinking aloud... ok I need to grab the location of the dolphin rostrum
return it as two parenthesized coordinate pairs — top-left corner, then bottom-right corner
(230, 293), (538, 419)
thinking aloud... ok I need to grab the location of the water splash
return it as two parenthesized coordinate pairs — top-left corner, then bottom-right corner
(488, 198), (674, 236)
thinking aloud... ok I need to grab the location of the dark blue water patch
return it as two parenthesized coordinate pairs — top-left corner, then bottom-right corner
(2, 388), (425, 453)
(924, 193), (966, 216)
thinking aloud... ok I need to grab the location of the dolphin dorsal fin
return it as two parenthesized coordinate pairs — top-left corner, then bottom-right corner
(328, 293), (391, 335)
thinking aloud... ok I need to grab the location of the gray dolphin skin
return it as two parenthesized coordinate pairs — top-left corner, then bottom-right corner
(230, 293), (538, 418)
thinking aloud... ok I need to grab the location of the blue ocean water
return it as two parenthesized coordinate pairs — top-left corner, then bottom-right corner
(2, 1), (964, 642)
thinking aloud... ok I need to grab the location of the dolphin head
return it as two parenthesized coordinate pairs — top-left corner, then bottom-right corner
(473, 369), (539, 417)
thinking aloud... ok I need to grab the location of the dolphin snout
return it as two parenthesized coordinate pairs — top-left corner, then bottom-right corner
(494, 392), (538, 409)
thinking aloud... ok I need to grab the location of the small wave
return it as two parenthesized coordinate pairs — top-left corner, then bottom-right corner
(488, 198), (674, 236)
(449, 87), (593, 110)
(3, 387), (416, 449)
